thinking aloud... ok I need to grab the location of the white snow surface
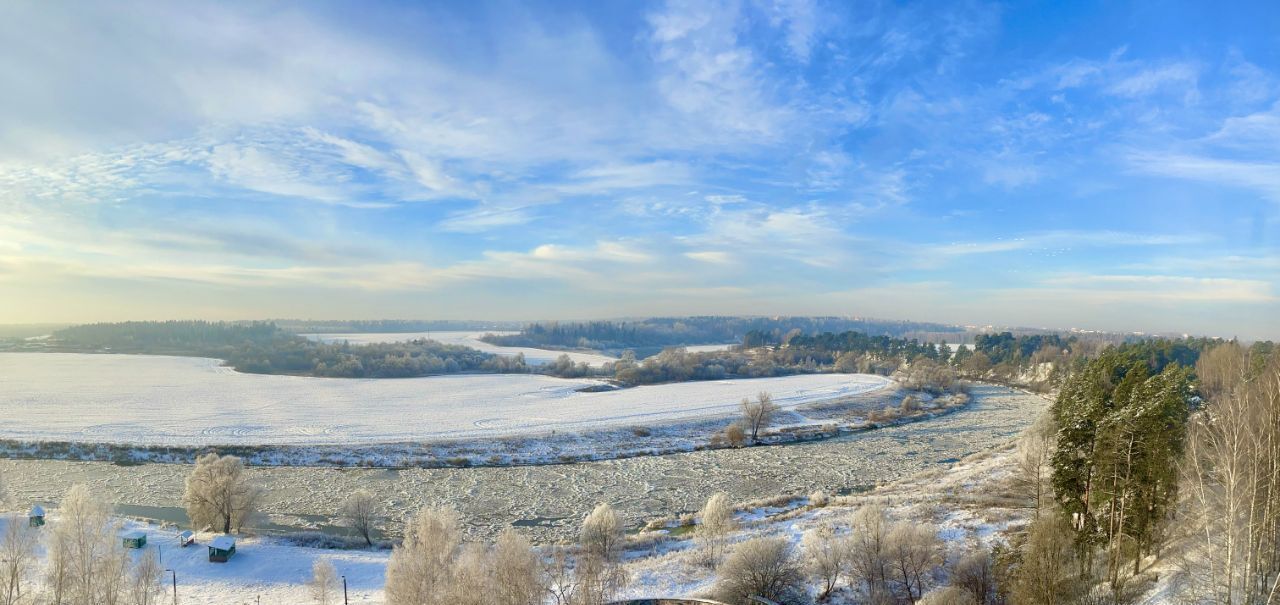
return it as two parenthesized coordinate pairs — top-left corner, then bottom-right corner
(0, 513), (390, 604)
(0, 352), (890, 447)
(301, 330), (619, 367)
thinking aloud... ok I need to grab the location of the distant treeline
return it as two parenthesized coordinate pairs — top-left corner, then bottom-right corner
(49, 321), (525, 378)
(573, 329), (1244, 390)
(483, 316), (965, 352)
(40, 320), (1264, 390)
(271, 319), (523, 334)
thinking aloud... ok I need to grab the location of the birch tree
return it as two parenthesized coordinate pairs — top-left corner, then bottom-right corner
(0, 519), (36, 605)
(308, 559), (339, 605)
(127, 549), (163, 605)
(48, 484), (127, 605)
(1014, 413), (1056, 517)
(384, 507), (461, 605)
(1179, 343), (1280, 605)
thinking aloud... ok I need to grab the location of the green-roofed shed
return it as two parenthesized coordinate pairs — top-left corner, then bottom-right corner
(208, 535), (236, 562)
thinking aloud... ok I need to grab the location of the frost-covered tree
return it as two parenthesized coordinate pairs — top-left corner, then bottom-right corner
(885, 523), (944, 604)
(1011, 514), (1080, 605)
(580, 503), (622, 564)
(308, 559), (340, 605)
(48, 484), (127, 605)
(574, 504), (627, 605)
(696, 492), (736, 567)
(1014, 413), (1056, 518)
(384, 507), (461, 605)
(713, 536), (807, 605)
(443, 544), (489, 605)
(0, 517), (37, 605)
(1180, 344), (1280, 605)
(848, 504), (892, 600)
(950, 548), (995, 605)
(489, 529), (543, 605)
(917, 586), (975, 605)
(182, 453), (260, 533)
(126, 549), (163, 605)
(741, 391), (779, 443)
(803, 523), (851, 602)
(340, 489), (378, 547)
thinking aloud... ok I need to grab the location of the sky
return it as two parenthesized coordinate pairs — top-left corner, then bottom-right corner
(0, 1), (1278, 339)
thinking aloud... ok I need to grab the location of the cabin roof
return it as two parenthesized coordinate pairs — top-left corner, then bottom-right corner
(29, 505), (45, 516)
(123, 530), (146, 540)
(210, 535), (236, 550)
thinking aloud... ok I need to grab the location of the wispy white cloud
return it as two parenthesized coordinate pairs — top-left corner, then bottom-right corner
(1040, 274), (1275, 303)
(1106, 63), (1199, 98)
(1128, 152), (1280, 202)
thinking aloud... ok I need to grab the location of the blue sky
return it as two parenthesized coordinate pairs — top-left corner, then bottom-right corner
(0, 1), (1278, 339)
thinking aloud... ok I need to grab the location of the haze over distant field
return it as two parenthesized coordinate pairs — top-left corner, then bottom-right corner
(0, 1), (1277, 338)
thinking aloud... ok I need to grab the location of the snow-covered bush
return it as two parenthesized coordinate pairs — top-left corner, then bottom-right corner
(696, 492), (736, 567)
(712, 536), (809, 605)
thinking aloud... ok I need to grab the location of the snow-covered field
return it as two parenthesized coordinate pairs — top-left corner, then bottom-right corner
(301, 330), (619, 366)
(0, 352), (889, 447)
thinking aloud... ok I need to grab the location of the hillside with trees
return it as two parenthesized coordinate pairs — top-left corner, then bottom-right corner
(43, 321), (525, 378)
(482, 316), (965, 354)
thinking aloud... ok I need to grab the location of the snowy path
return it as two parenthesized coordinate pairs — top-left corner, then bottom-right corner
(0, 352), (888, 446)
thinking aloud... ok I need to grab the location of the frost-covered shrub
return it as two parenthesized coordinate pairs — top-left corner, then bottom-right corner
(809, 490), (830, 508)
(713, 536), (809, 605)
(697, 492), (736, 567)
(724, 423), (746, 448)
(280, 531), (368, 550)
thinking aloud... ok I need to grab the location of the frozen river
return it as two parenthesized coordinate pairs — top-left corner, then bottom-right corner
(0, 384), (1046, 542)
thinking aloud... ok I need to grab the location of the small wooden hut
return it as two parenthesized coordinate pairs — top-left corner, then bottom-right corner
(208, 535), (236, 563)
(28, 505), (45, 527)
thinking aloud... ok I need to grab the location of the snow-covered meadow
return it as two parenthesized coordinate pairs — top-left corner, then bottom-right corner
(0, 352), (888, 447)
